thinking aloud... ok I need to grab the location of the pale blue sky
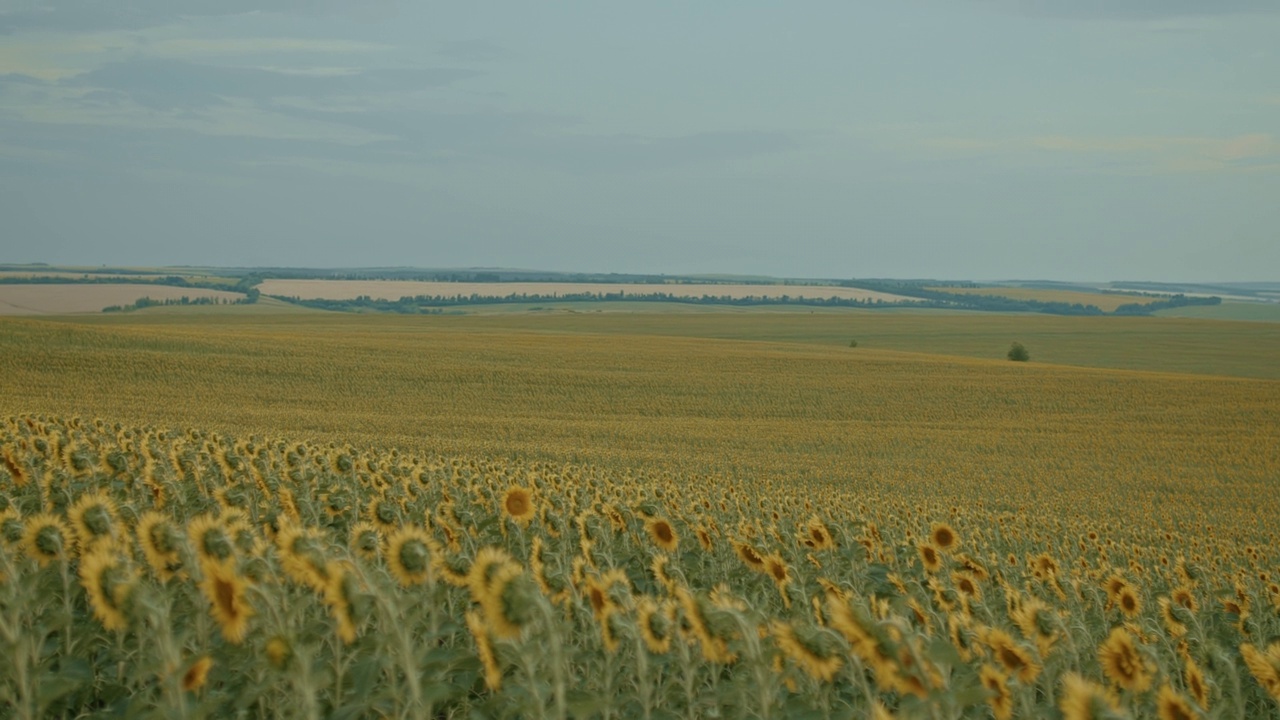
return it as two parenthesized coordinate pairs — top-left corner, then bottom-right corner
(1, 2), (1277, 280)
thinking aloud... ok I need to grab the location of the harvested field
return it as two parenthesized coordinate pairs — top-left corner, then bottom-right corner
(926, 285), (1157, 311)
(258, 279), (915, 303)
(0, 283), (244, 315)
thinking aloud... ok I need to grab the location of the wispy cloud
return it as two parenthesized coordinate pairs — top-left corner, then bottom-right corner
(920, 133), (1280, 174)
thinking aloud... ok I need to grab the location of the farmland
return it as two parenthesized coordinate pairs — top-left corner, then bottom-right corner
(257, 279), (914, 304)
(2, 309), (1279, 718)
(0, 284), (245, 316)
(924, 287), (1159, 313)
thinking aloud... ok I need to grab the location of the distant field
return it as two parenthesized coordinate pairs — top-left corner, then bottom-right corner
(258, 279), (914, 303)
(926, 285), (1157, 311)
(0, 283), (244, 315)
(1155, 301), (1280, 322)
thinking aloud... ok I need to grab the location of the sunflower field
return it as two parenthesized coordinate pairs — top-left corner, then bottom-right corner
(2, 412), (1278, 719)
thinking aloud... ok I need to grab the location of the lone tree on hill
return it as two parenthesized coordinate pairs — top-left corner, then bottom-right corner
(1007, 342), (1030, 362)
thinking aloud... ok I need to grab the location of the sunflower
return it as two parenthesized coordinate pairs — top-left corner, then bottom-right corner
(1011, 595), (1060, 657)
(79, 544), (137, 632)
(188, 514), (235, 563)
(323, 563), (362, 645)
(645, 517), (679, 552)
(136, 510), (184, 581)
(199, 557), (254, 644)
(276, 524), (329, 592)
(1183, 656), (1209, 709)
(695, 526), (714, 552)
(771, 621), (844, 683)
(386, 525), (433, 587)
(22, 512), (72, 566)
(1098, 626), (1153, 693)
(979, 665), (1013, 720)
(1059, 673), (1121, 720)
(650, 553), (678, 594)
(466, 610), (502, 691)
(1171, 585), (1198, 613)
(951, 571), (981, 602)
(930, 522), (959, 552)
(182, 656), (213, 693)
(674, 586), (736, 664)
(984, 628), (1041, 684)
(918, 543), (943, 574)
(349, 521), (382, 562)
(0, 508), (24, 547)
(68, 490), (118, 551)
(1240, 642), (1280, 702)
(636, 596), (674, 654)
(1159, 597), (1188, 638)
(497, 485), (535, 526)
(1117, 585), (1143, 619)
(802, 516), (835, 551)
(1155, 684), (1201, 720)
(265, 636), (292, 670)
(733, 541), (767, 573)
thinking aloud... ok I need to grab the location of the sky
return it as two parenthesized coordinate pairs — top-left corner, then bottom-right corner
(1, 1), (1277, 281)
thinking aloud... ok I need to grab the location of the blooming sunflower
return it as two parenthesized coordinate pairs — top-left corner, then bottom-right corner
(979, 664), (1014, 720)
(1240, 641), (1280, 703)
(182, 656), (213, 693)
(984, 628), (1041, 684)
(645, 517), (679, 552)
(199, 557), (254, 644)
(1117, 585), (1143, 619)
(1059, 673), (1121, 720)
(771, 621), (844, 683)
(1098, 626), (1153, 693)
(1183, 656), (1209, 709)
(1155, 684), (1201, 720)
(918, 543), (943, 574)
(323, 563), (361, 645)
(802, 516), (836, 551)
(188, 513), (234, 563)
(930, 522), (959, 552)
(733, 541), (767, 573)
(499, 486), (535, 525)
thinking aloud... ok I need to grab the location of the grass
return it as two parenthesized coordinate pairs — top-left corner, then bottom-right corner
(1154, 301), (1280, 322)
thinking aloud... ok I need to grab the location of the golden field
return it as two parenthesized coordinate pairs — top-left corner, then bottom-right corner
(923, 287), (1158, 313)
(0, 284), (245, 316)
(1, 309), (1278, 718)
(257, 279), (913, 304)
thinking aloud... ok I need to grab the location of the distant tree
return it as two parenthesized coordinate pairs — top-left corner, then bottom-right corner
(848, 339), (858, 348)
(1007, 342), (1030, 362)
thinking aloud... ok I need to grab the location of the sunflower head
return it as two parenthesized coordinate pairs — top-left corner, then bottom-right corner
(645, 517), (679, 552)
(930, 523), (959, 552)
(23, 513), (72, 566)
(1098, 626), (1153, 693)
(386, 526), (433, 587)
(1059, 673), (1123, 720)
(182, 656), (213, 694)
(502, 486), (536, 525)
(80, 545), (137, 632)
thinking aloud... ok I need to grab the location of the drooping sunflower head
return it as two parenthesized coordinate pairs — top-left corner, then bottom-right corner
(23, 512), (72, 566)
(386, 525), (433, 587)
(1240, 642), (1280, 702)
(79, 544), (137, 632)
(733, 541), (767, 572)
(188, 514), (235, 563)
(636, 596), (674, 654)
(349, 521), (382, 562)
(68, 490), (118, 550)
(771, 620), (845, 683)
